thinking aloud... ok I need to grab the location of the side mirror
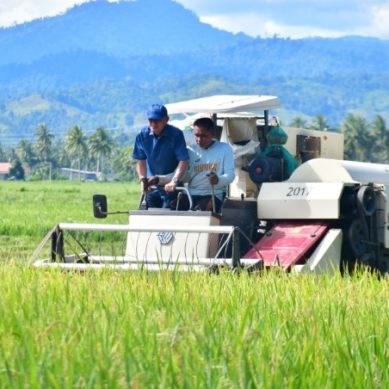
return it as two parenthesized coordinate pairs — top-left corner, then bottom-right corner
(93, 194), (108, 218)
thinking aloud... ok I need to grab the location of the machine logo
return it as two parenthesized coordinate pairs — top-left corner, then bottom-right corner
(156, 232), (174, 245)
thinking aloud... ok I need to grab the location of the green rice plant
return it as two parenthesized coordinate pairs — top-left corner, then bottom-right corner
(0, 180), (139, 261)
(0, 264), (388, 388)
(0, 181), (388, 387)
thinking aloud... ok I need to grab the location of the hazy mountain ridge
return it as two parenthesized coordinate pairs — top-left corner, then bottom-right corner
(0, 0), (248, 66)
(0, 0), (388, 145)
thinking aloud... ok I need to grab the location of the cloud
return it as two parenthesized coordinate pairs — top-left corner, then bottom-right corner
(0, 0), (388, 39)
(201, 12), (349, 39)
(178, 0), (389, 39)
(370, 4), (389, 38)
(0, 0), (123, 27)
(0, 0), (83, 26)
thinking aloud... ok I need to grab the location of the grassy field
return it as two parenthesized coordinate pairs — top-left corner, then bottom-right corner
(0, 180), (139, 261)
(0, 181), (388, 388)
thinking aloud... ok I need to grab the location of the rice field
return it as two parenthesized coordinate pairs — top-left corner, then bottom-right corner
(0, 181), (388, 388)
(0, 181), (138, 261)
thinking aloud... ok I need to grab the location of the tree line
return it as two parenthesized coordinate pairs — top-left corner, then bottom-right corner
(0, 112), (388, 181)
(0, 124), (136, 181)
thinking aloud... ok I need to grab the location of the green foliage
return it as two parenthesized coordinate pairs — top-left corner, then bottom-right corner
(16, 139), (36, 168)
(111, 146), (137, 181)
(289, 116), (307, 128)
(88, 127), (115, 173)
(0, 264), (388, 387)
(9, 159), (25, 180)
(0, 181), (138, 260)
(0, 143), (5, 160)
(34, 124), (53, 175)
(342, 114), (388, 162)
(1, 110), (389, 182)
(65, 125), (87, 176)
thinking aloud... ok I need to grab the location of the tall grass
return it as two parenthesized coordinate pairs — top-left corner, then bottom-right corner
(0, 181), (388, 387)
(0, 181), (138, 261)
(0, 265), (388, 387)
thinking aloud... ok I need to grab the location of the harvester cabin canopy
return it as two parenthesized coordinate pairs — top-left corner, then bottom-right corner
(165, 94), (280, 116)
(166, 95), (280, 130)
(166, 95), (283, 199)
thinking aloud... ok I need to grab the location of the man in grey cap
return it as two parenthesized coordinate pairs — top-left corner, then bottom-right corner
(132, 103), (189, 208)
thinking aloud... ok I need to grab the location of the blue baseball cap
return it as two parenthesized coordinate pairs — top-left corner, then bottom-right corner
(147, 104), (168, 120)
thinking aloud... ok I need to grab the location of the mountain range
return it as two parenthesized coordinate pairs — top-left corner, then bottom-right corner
(0, 0), (389, 146)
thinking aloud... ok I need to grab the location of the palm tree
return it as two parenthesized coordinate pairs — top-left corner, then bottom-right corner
(54, 139), (71, 169)
(289, 116), (307, 128)
(16, 139), (36, 168)
(310, 115), (330, 132)
(35, 124), (54, 179)
(0, 143), (5, 161)
(370, 115), (388, 163)
(341, 114), (370, 161)
(88, 127), (115, 173)
(65, 126), (87, 181)
(111, 146), (137, 181)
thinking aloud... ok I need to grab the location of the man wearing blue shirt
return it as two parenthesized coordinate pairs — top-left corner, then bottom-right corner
(132, 104), (189, 208)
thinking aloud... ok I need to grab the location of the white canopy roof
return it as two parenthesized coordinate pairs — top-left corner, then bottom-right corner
(165, 95), (280, 115)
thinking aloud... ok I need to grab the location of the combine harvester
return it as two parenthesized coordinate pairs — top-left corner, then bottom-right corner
(33, 95), (389, 274)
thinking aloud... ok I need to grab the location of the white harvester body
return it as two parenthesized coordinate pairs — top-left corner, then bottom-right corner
(125, 210), (221, 263)
(33, 95), (389, 274)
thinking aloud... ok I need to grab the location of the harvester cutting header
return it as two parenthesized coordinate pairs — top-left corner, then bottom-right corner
(33, 95), (389, 274)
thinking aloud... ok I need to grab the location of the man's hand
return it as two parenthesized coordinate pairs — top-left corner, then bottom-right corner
(139, 176), (148, 193)
(147, 176), (159, 187)
(165, 180), (177, 193)
(207, 172), (219, 185)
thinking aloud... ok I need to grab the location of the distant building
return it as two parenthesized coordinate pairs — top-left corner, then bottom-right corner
(0, 162), (12, 180)
(61, 168), (102, 181)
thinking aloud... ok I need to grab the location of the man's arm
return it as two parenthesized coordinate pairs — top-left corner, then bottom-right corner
(212, 144), (235, 186)
(165, 160), (188, 192)
(147, 172), (173, 186)
(174, 160), (188, 182)
(136, 160), (147, 179)
(151, 159), (191, 186)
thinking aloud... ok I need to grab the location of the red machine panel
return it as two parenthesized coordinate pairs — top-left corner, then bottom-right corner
(243, 222), (329, 269)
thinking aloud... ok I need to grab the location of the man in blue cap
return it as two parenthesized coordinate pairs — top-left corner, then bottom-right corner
(132, 103), (189, 208)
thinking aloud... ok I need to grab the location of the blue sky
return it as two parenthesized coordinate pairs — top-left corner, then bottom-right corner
(0, 0), (388, 39)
